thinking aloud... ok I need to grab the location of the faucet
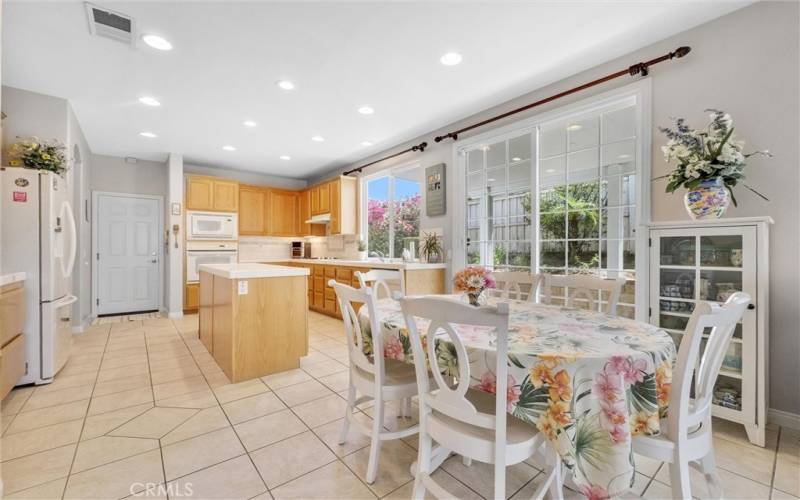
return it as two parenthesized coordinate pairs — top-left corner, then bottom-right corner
(369, 250), (385, 262)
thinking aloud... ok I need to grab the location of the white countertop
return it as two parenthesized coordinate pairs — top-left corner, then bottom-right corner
(0, 272), (26, 287)
(199, 263), (310, 279)
(250, 258), (447, 270)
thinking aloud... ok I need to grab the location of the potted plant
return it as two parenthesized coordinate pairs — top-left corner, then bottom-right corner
(357, 237), (368, 260)
(453, 266), (496, 306)
(658, 109), (770, 220)
(7, 137), (68, 176)
(420, 231), (442, 263)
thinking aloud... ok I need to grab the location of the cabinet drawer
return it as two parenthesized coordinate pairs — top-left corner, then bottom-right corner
(335, 267), (352, 281)
(0, 282), (25, 347)
(313, 265), (323, 277)
(313, 277), (324, 292)
(0, 334), (25, 399)
(324, 266), (335, 279)
(325, 287), (336, 300)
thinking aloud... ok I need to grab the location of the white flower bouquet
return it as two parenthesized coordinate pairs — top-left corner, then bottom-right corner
(659, 109), (770, 206)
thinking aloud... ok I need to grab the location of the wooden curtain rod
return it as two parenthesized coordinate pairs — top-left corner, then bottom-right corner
(342, 46), (690, 176)
(434, 46), (691, 143)
(343, 141), (427, 176)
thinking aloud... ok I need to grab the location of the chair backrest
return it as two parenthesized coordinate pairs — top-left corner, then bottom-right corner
(668, 292), (750, 440)
(489, 271), (542, 302)
(355, 269), (403, 300)
(542, 273), (626, 314)
(330, 280), (384, 380)
(399, 296), (510, 433)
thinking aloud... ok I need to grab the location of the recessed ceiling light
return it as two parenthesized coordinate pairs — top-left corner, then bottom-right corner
(222, 145), (236, 151)
(311, 135), (325, 142)
(566, 124), (583, 131)
(361, 141), (373, 147)
(512, 157), (521, 162)
(358, 106), (374, 115)
(141, 34), (172, 51)
(480, 145), (490, 152)
(487, 178), (496, 182)
(618, 154), (631, 159)
(440, 52), (463, 66)
(138, 96), (161, 107)
(276, 80), (295, 90)
(243, 120), (257, 127)
(280, 155), (291, 161)
(545, 168), (556, 173)
(139, 131), (157, 138)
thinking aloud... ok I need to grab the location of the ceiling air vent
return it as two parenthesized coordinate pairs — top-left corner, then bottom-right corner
(85, 3), (135, 46)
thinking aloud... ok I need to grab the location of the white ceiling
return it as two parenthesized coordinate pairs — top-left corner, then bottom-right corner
(2, 1), (749, 179)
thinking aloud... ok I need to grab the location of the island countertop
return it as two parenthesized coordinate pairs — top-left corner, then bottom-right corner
(199, 262), (310, 279)
(248, 258), (447, 271)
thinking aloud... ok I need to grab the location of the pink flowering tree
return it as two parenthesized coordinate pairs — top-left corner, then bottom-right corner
(367, 194), (421, 258)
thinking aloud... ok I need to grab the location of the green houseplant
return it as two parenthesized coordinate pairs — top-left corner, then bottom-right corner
(420, 231), (443, 264)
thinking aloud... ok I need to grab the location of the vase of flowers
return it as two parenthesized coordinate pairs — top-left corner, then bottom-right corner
(658, 109), (770, 220)
(7, 137), (68, 176)
(453, 266), (496, 306)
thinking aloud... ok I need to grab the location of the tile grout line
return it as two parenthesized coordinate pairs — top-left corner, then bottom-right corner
(60, 322), (113, 500)
(143, 321), (171, 493)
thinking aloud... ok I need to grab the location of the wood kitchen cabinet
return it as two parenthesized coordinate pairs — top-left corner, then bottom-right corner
(184, 283), (199, 311)
(238, 185), (268, 235)
(267, 189), (298, 236)
(306, 177), (358, 235)
(185, 175), (239, 212)
(298, 189), (311, 236)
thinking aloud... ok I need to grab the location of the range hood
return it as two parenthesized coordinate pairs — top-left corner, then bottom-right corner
(306, 213), (331, 224)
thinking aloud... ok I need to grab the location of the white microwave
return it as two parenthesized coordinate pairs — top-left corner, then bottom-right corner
(187, 211), (238, 240)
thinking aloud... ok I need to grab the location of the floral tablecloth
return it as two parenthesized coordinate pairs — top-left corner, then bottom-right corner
(358, 296), (676, 499)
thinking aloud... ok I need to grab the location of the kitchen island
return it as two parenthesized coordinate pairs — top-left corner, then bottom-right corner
(198, 263), (310, 382)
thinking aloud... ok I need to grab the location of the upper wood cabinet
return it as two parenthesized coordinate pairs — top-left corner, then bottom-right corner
(318, 182), (331, 214)
(185, 175), (239, 212)
(238, 185), (268, 235)
(267, 189), (298, 237)
(298, 189), (311, 236)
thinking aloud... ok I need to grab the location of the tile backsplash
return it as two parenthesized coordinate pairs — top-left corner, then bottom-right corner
(238, 235), (361, 261)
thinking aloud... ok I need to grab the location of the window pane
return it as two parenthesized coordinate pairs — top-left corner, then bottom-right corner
(567, 116), (599, 151)
(540, 211), (566, 240)
(508, 134), (532, 163)
(486, 141), (506, 168)
(393, 176), (421, 258)
(540, 127), (565, 158)
(467, 241), (481, 265)
(602, 105), (636, 143)
(508, 242), (531, 269)
(567, 210), (600, 239)
(467, 149), (484, 173)
(492, 242), (508, 269)
(367, 177), (390, 257)
(568, 181), (600, 208)
(540, 241), (566, 268)
(508, 160), (531, 195)
(568, 240), (599, 268)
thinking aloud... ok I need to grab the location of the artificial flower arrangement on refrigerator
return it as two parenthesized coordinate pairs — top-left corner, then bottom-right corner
(658, 109), (770, 219)
(7, 137), (68, 176)
(453, 266), (496, 306)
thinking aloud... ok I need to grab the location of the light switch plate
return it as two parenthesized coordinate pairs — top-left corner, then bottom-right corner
(238, 280), (248, 295)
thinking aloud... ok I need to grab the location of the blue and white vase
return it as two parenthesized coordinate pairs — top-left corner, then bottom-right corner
(684, 177), (730, 220)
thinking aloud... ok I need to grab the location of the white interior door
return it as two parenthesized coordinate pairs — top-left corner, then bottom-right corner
(97, 194), (161, 315)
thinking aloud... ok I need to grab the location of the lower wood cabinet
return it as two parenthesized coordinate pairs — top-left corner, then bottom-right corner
(184, 283), (199, 311)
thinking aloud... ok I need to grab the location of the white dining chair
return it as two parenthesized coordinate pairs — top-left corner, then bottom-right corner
(356, 269), (404, 299)
(633, 292), (751, 500)
(541, 273), (626, 314)
(489, 271), (543, 302)
(330, 279), (420, 484)
(399, 296), (563, 500)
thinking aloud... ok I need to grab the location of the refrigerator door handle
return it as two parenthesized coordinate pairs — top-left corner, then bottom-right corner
(61, 201), (78, 278)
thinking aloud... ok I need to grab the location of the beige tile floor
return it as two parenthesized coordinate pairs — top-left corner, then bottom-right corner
(1, 311), (798, 500)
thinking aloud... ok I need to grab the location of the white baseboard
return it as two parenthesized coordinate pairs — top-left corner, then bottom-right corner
(769, 408), (800, 430)
(71, 316), (92, 334)
(168, 311), (184, 319)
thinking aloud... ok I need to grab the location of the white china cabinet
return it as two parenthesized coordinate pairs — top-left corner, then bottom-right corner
(648, 217), (772, 446)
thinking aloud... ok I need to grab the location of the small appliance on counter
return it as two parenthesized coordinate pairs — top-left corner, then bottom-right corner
(291, 241), (304, 258)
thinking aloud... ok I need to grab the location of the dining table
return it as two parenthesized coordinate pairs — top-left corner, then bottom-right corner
(358, 295), (676, 499)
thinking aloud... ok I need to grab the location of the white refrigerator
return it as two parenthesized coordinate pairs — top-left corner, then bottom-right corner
(1, 168), (77, 385)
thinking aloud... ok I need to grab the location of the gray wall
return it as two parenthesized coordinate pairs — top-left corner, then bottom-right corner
(310, 2), (800, 415)
(67, 104), (92, 328)
(184, 163), (306, 190)
(90, 155), (167, 196)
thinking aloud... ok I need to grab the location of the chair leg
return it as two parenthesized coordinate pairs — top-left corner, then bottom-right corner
(405, 397), (412, 419)
(413, 427), (433, 500)
(547, 446), (563, 500)
(338, 383), (356, 445)
(399, 398), (407, 419)
(462, 456), (472, 466)
(668, 460), (692, 500)
(699, 451), (723, 499)
(366, 399), (385, 484)
(494, 461), (505, 500)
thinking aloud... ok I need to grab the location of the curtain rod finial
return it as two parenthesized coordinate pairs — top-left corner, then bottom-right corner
(673, 46), (691, 58)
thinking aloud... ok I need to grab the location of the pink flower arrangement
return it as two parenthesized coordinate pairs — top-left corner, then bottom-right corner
(453, 266), (497, 295)
(383, 336), (405, 361)
(580, 484), (610, 500)
(477, 371), (520, 411)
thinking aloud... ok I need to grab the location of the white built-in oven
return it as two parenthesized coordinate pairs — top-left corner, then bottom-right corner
(186, 241), (238, 282)
(187, 211), (238, 240)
